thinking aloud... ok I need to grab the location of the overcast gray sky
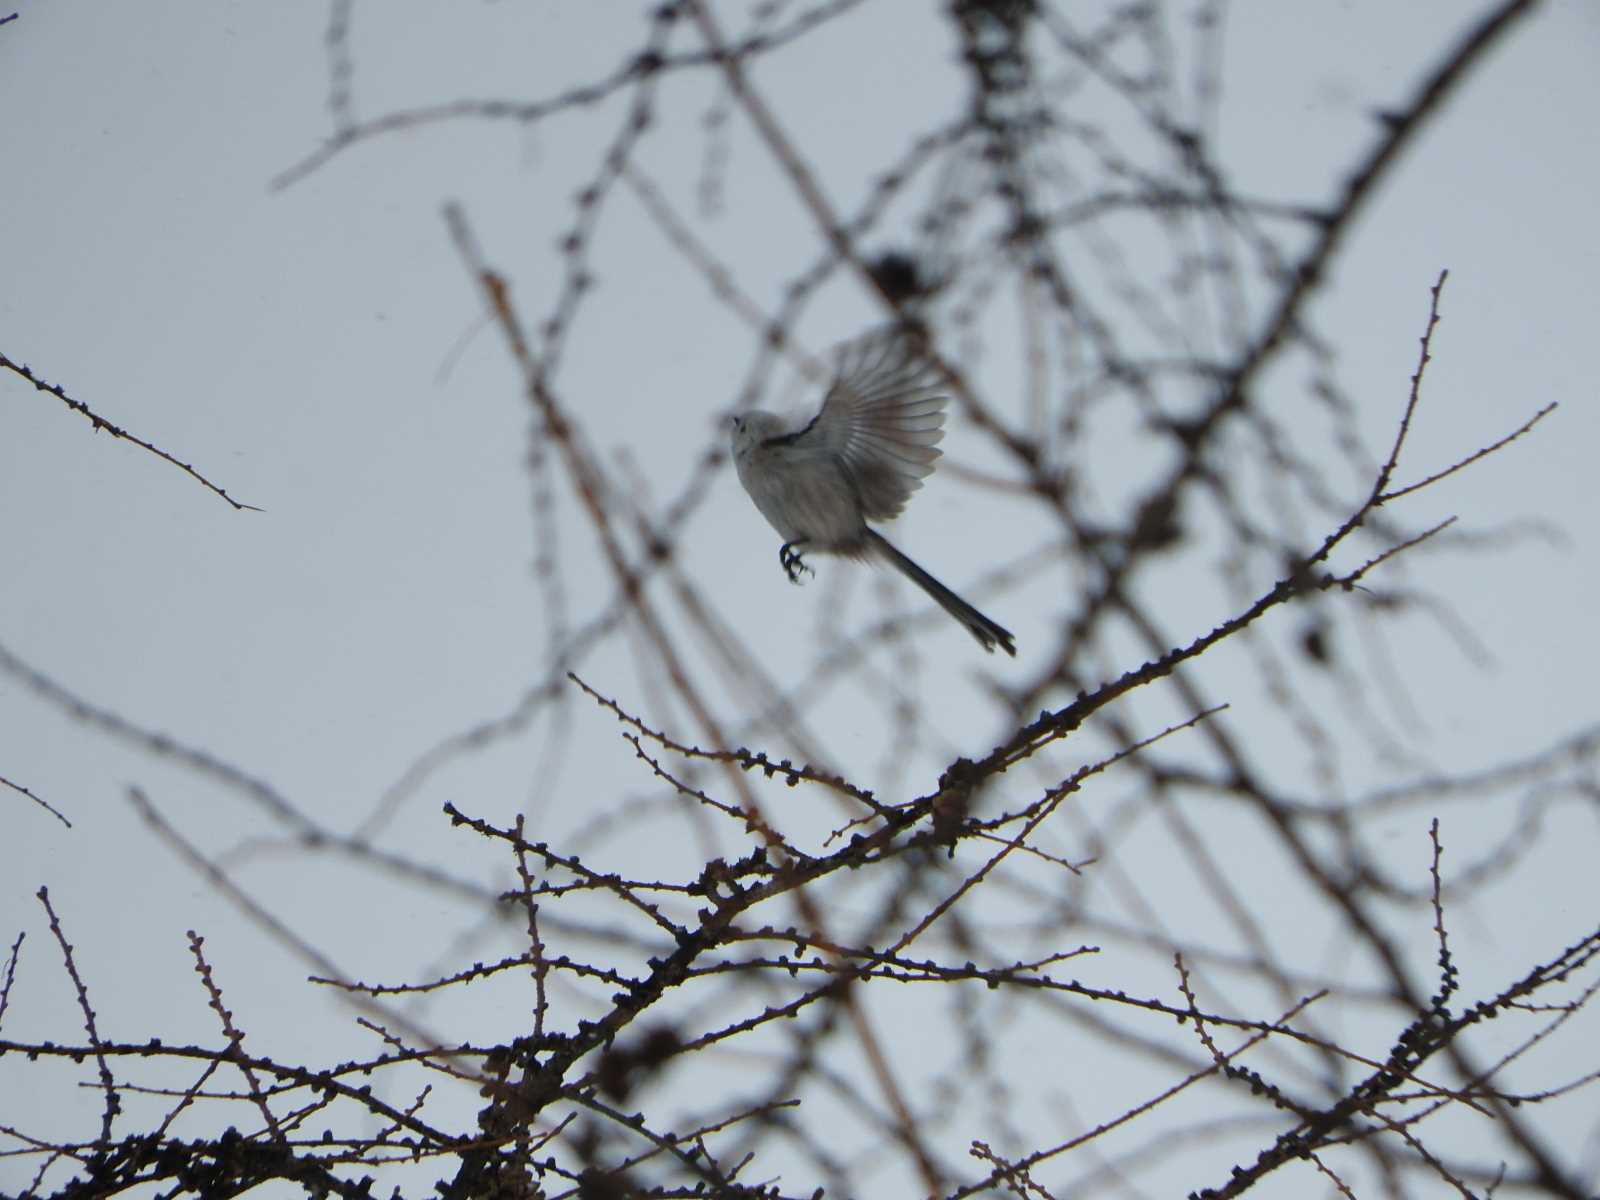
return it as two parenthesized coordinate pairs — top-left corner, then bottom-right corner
(3, 2), (1598, 1195)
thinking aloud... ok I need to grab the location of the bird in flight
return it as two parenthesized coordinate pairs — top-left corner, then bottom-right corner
(730, 330), (1015, 656)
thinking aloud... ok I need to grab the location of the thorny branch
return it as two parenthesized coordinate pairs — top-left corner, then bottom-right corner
(0, 352), (261, 511)
(7, 3), (1593, 1200)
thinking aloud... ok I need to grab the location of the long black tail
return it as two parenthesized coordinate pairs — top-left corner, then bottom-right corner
(866, 530), (1016, 656)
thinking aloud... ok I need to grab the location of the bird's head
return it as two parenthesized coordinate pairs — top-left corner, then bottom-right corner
(729, 411), (781, 457)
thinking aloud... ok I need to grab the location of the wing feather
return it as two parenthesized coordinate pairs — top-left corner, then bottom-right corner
(792, 329), (949, 521)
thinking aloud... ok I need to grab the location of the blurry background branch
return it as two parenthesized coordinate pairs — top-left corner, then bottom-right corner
(4, 2), (1594, 1199)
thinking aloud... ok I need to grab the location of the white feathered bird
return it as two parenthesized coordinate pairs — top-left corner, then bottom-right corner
(730, 331), (1016, 656)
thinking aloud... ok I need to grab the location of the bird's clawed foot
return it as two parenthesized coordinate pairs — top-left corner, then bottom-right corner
(779, 541), (813, 584)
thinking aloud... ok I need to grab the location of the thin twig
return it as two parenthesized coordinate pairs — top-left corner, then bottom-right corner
(1, 773), (71, 828)
(0, 351), (261, 511)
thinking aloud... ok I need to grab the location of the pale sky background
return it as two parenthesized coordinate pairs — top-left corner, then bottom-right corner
(3, 2), (1598, 1196)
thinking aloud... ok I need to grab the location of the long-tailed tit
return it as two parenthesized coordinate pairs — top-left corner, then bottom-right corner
(730, 330), (1016, 656)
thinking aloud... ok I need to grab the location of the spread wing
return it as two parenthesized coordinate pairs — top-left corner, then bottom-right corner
(789, 329), (948, 521)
